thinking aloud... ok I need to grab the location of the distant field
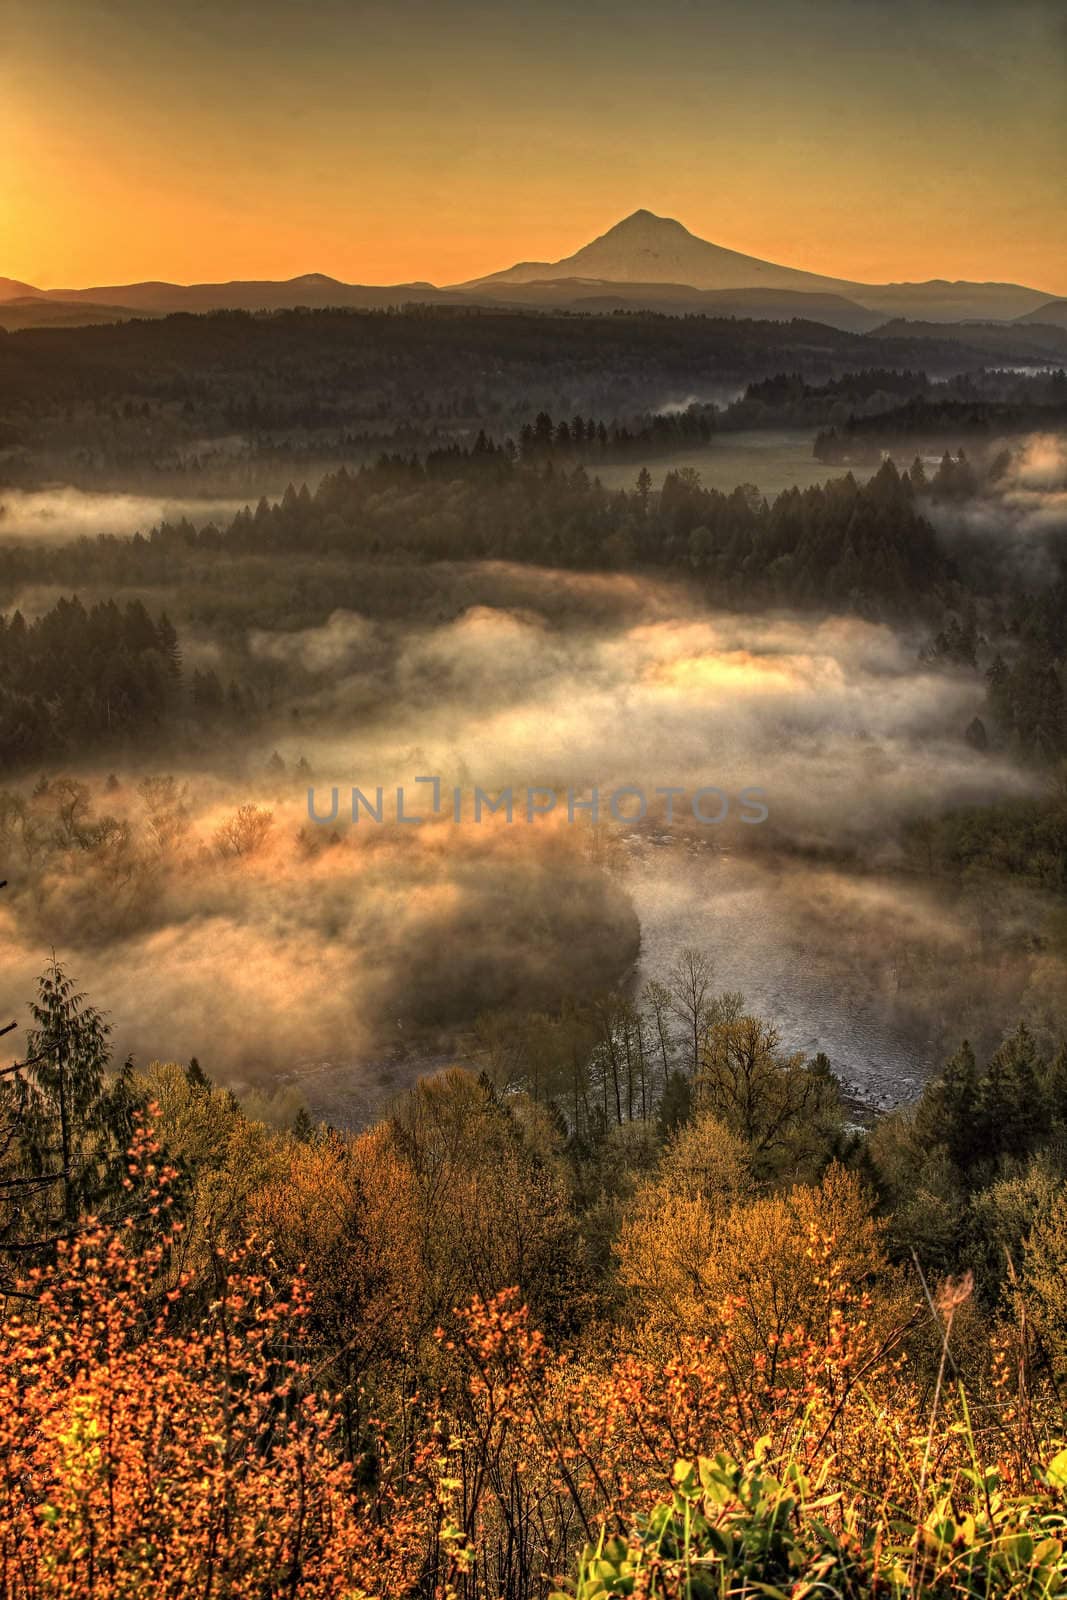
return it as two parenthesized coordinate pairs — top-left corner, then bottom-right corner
(593, 427), (878, 496)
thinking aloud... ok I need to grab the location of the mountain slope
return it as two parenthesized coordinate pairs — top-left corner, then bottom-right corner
(1017, 298), (1067, 328)
(460, 209), (852, 295)
(0, 297), (155, 331)
(0, 277), (46, 301)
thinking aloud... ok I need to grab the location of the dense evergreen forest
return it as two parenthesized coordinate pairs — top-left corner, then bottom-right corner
(2, 441), (1064, 766)
(730, 365), (1067, 433)
(816, 396), (1067, 462)
(0, 598), (181, 759)
(135, 454), (948, 597)
(0, 306), (1054, 490)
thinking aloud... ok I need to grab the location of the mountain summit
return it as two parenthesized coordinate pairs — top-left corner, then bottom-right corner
(460, 209), (849, 295)
(457, 210), (1052, 321)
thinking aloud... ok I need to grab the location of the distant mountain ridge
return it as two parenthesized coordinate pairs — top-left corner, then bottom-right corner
(2, 212), (1057, 332)
(0, 273), (445, 315)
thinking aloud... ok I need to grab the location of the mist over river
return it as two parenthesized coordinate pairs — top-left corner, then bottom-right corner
(3, 432), (1065, 1132)
(626, 838), (934, 1113)
(289, 833), (1003, 1130)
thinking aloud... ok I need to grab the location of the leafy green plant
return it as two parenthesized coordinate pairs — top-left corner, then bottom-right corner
(553, 1448), (1067, 1600)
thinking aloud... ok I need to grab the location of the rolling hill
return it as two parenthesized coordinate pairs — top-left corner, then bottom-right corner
(1017, 298), (1067, 329)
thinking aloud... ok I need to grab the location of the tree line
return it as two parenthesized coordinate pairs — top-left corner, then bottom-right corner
(139, 451), (950, 615)
(0, 597), (180, 764)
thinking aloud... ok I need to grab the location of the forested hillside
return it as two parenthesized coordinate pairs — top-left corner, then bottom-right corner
(3, 953), (1067, 1596)
(0, 308), (1038, 492)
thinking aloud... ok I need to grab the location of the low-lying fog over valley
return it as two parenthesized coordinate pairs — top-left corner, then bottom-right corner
(0, 583), (1052, 1108)
(1, 308), (1066, 1129)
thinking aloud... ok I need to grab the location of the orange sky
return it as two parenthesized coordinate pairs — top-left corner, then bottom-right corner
(4, 0), (1066, 294)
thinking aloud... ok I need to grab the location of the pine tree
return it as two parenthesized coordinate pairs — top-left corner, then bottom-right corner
(533, 412), (554, 453)
(914, 1039), (983, 1174)
(15, 960), (134, 1229)
(978, 1023), (1046, 1163)
(157, 611), (182, 683)
(635, 467), (652, 513)
(986, 654), (1012, 730)
(192, 668), (224, 712)
(186, 1056), (211, 1091)
(1043, 1043), (1067, 1128)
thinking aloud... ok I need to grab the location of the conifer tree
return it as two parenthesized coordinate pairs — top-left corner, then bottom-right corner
(16, 959), (134, 1228)
(978, 1023), (1045, 1163)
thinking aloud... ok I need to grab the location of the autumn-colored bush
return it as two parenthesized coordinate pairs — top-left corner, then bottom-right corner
(427, 1220), (1065, 1599)
(0, 1119), (437, 1600)
(3, 1084), (1066, 1600)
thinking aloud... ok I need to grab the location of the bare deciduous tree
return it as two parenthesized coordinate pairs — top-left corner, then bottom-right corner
(667, 946), (714, 1077)
(214, 803), (274, 858)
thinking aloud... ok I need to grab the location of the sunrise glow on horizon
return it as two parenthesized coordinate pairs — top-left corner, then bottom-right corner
(4, 0), (1066, 296)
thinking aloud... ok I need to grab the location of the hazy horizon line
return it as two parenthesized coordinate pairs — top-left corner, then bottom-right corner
(5, 210), (1060, 301)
